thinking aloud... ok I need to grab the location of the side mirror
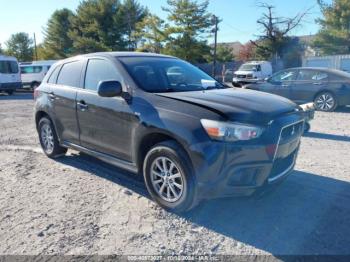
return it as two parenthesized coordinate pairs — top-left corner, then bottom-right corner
(97, 80), (123, 97)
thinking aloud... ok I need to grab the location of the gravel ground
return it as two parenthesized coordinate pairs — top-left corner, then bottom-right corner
(0, 92), (349, 256)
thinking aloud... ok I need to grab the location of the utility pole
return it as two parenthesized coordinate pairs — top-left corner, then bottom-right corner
(212, 15), (219, 78)
(33, 33), (38, 61)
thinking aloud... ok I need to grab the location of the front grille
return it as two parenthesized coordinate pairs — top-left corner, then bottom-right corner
(237, 75), (247, 79)
(270, 150), (296, 178)
(269, 120), (304, 180)
(280, 121), (304, 143)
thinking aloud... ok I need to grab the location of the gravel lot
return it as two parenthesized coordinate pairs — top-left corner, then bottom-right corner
(0, 92), (350, 256)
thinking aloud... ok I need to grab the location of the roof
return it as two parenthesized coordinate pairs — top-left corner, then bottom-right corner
(84, 51), (174, 58)
(0, 55), (17, 61)
(55, 52), (176, 65)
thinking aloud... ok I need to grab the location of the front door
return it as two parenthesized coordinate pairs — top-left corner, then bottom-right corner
(263, 69), (298, 99)
(76, 58), (135, 162)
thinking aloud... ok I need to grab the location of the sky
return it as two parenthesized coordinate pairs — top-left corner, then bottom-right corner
(0, 0), (326, 47)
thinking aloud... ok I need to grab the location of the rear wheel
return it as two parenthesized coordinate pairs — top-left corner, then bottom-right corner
(31, 82), (40, 90)
(143, 141), (196, 212)
(38, 117), (67, 158)
(314, 92), (337, 112)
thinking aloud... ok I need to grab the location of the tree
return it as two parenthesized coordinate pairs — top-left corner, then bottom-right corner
(133, 14), (168, 53)
(120, 0), (148, 50)
(313, 0), (350, 55)
(162, 0), (212, 62)
(0, 44), (3, 54)
(252, 3), (309, 60)
(5, 32), (33, 61)
(69, 0), (126, 54)
(238, 42), (256, 61)
(216, 45), (234, 62)
(42, 8), (75, 59)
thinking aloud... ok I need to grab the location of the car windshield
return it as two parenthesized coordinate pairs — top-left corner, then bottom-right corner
(239, 64), (257, 71)
(118, 56), (226, 93)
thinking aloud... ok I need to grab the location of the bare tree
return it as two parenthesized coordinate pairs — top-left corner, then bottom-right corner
(251, 2), (311, 59)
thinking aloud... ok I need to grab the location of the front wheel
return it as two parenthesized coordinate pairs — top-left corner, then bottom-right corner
(314, 92), (337, 112)
(143, 141), (196, 213)
(38, 117), (67, 158)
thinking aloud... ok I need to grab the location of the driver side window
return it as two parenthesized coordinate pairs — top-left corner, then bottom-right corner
(270, 70), (297, 82)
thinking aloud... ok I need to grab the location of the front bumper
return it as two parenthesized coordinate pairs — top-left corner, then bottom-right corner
(0, 82), (22, 91)
(191, 113), (304, 200)
(232, 77), (260, 84)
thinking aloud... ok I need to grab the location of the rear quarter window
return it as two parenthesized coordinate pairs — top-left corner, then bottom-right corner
(47, 65), (61, 84)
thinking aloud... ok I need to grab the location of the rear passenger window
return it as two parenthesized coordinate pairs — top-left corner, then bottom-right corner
(84, 59), (119, 91)
(47, 65), (61, 84)
(57, 60), (83, 87)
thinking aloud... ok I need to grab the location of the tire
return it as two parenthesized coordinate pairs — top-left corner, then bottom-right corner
(143, 140), (197, 213)
(303, 122), (311, 133)
(232, 82), (241, 88)
(31, 82), (40, 90)
(314, 92), (337, 112)
(6, 90), (14, 95)
(38, 117), (67, 158)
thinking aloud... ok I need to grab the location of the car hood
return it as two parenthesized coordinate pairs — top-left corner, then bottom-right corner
(156, 88), (298, 124)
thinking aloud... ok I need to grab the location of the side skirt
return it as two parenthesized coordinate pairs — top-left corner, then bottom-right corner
(61, 141), (139, 174)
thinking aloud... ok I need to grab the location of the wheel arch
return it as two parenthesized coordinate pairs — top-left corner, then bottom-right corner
(313, 89), (338, 101)
(136, 131), (193, 175)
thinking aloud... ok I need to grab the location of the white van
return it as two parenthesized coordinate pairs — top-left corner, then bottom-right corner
(20, 60), (57, 89)
(232, 61), (272, 87)
(0, 55), (21, 95)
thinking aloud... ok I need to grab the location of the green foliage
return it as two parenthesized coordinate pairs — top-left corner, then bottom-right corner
(313, 0), (350, 55)
(42, 8), (75, 59)
(5, 32), (33, 61)
(216, 45), (234, 62)
(162, 0), (213, 63)
(134, 14), (168, 53)
(68, 0), (126, 53)
(120, 0), (148, 50)
(0, 43), (3, 54)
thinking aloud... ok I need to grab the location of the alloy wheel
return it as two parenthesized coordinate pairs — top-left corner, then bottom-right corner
(150, 157), (184, 203)
(315, 93), (335, 111)
(41, 123), (54, 154)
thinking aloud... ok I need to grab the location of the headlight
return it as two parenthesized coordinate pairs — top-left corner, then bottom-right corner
(200, 119), (264, 142)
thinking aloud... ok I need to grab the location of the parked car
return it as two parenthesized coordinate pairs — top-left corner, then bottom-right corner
(34, 52), (306, 212)
(20, 60), (57, 90)
(244, 67), (350, 112)
(0, 55), (21, 95)
(232, 61), (272, 87)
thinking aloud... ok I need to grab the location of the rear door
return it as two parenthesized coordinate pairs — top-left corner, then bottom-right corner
(76, 58), (135, 161)
(291, 69), (329, 103)
(49, 60), (84, 145)
(262, 69), (298, 99)
(0, 60), (20, 85)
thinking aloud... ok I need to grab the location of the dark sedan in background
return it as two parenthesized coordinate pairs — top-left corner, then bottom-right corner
(245, 67), (350, 112)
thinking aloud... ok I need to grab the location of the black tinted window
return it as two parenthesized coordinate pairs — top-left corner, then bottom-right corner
(0, 61), (19, 74)
(270, 70), (297, 82)
(84, 59), (119, 91)
(47, 65), (61, 84)
(119, 57), (224, 93)
(57, 61), (83, 87)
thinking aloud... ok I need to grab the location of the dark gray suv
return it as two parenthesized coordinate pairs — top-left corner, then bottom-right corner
(34, 52), (305, 212)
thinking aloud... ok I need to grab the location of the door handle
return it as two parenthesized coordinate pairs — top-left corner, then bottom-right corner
(77, 101), (89, 111)
(281, 84), (290, 87)
(313, 82), (322, 85)
(49, 92), (56, 100)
